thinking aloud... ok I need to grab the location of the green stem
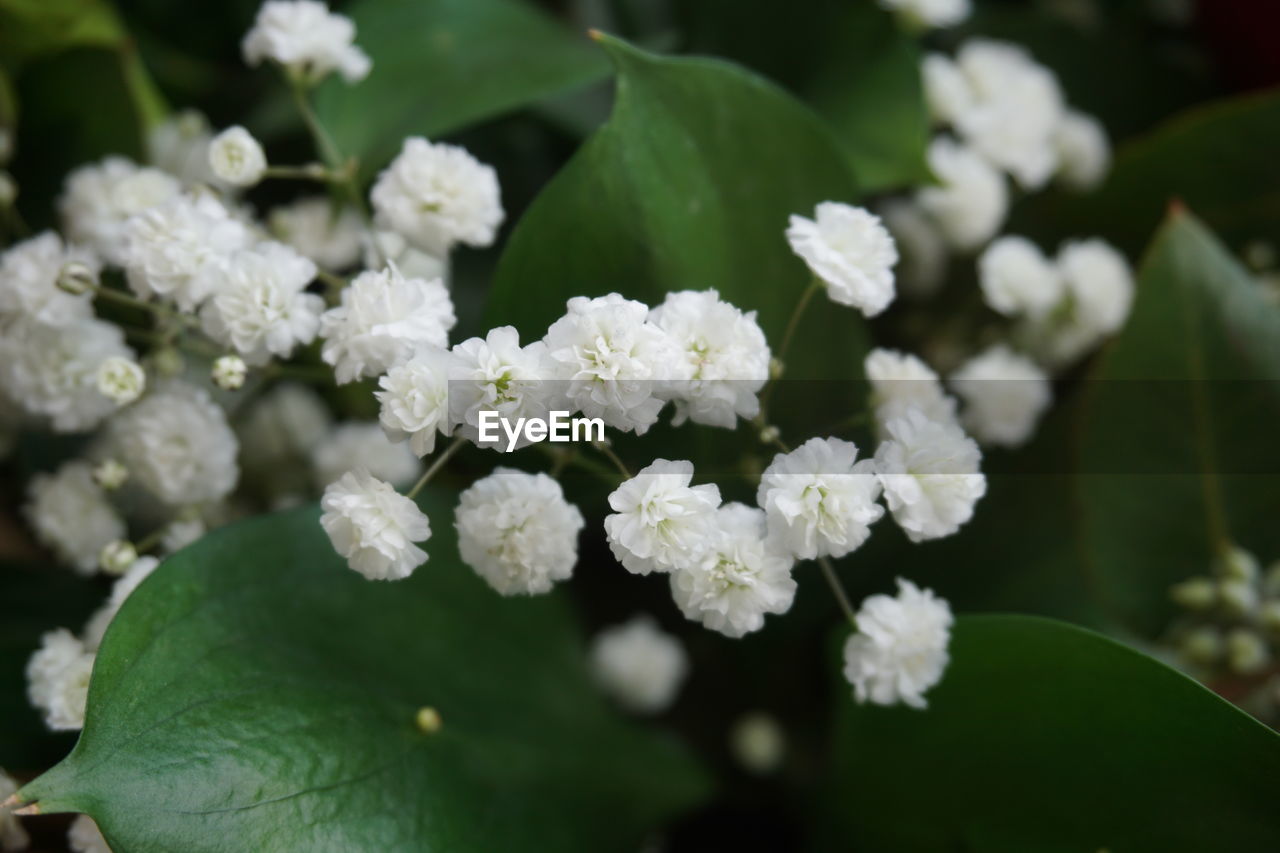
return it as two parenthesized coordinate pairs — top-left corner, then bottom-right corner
(818, 556), (858, 628)
(592, 441), (632, 479)
(407, 436), (467, 499)
(758, 278), (822, 420)
(263, 163), (333, 182)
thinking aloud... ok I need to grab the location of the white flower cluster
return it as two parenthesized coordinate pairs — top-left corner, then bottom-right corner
(878, 0), (970, 29)
(242, 0), (371, 83)
(590, 616), (689, 714)
(1169, 546), (1280, 680)
(843, 578), (953, 708)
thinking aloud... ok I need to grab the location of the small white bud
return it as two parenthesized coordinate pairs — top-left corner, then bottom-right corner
(1220, 546), (1260, 582)
(0, 170), (15, 206)
(92, 458), (129, 491)
(769, 357), (784, 379)
(151, 347), (185, 377)
(99, 539), (138, 575)
(211, 354), (248, 390)
(1219, 578), (1259, 618)
(1180, 626), (1223, 666)
(1226, 628), (1270, 675)
(758, 424), (781, 445)
(415, 706), (442, 734)
(56, 260), (98, 295)
(209, 125), (267, 187)
(729, 712), (786, 775)
(1169, 576), (1216, 611)
(96, 356), (146, 405)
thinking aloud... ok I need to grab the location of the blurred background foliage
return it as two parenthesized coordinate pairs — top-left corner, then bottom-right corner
(3, 0), (1280, 850)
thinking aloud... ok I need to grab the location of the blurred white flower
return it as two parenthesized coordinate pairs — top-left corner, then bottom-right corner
(212, 354), (248, 390)
(238, 383), (331, 472)
(455, 468), (584, 595)
(26, 628), (94, 731)
(269, 197), (364, 270)
(756, 437), (883, 560)
(123, 192), (251, 311)
(363, 229), (449, 283)
(879, 200), (948, 299)
(98, 540), (137, 575)
(68, 815), (110, 853)
(448, 326), (559, 450)
(24, 460), (124, 574)
(95, 356), (145, 405)
(729, 712), (786, 775)
(59, 156), (181, 265)
(312, 421), (421, 489)
(0, 767), (29, 850)
(320, 469), (430, 580)
(650, 290), (770, 429)
(242, 0), (371, 82)
(786, 202), (897, 317)
(950, 345), (1052, 447)
(82, 556), (161, 650)
(670, 503), (796, 638)
(376, 348), (452, 457)
(91, 458), (128, 491)
(605, 459), (721, 575)
(208, 126), (267, 187)
(917, 137), (1008, 251)
(200, 242), (322, 364)
(371, 137), (503, 255)
(1054, 109), (1111, 192)
(977, 235), (1063, 319)
(590, 615), (688, 714)
(544, 293), (680, 434)
(320, 265), (455, 383)
(108, 381), (239, 506)
(148, 109), (218, 186)
(922, 53), (973, 126)
(1026, 238), (1134, 367)
(864, 348), (957, 430)
(843, 578), (952, 708)
(0, 231), (97, 328)
(162, 518), (206, 555)
(879, 0), (970, 29)
(875, 409), (986, 542)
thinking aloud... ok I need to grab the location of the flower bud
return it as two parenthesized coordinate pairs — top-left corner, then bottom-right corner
(56, 261), (98, 295)
(96, 357), (146, 405)
(1179, 626), (1223, 666)
(151, 347), (185, 377)
(1219, 577), (1259, 618)
(209, 125), (267, 187)
(92, 458), (129, 491)
(211, 355), (247, 390)
(0, 171), (15, 207)
(730, 712), (785, 775)
(99, 540), (138, 575)
(758, 424), (781, 445)
(415, 706), (442, 734)
(1220, 546), (1260, 583)
(1169, 576), (1216, 610)
(769, 357), (784, 379)
(1226, 628), (1270, 675)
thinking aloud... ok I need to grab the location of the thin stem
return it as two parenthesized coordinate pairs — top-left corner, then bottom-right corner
(134, 524), (168, 554)
(538, 444), (620, 486)
(817, 556), (858, 628)
(288, 78), (343, 169)
(758, 279), (822, 420)
(263, 164), (333, 182)
(95, 285), (195, 328)
(407, 436), (466, 499)
(263, 362), (331, 384)
(593, 441), (632, 479)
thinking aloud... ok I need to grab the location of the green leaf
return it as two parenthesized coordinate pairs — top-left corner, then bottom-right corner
(19, 493), (708, 851)
(313, 0), (610, 178)
(1076, 210), (1280, 636)
(486, 34), (868, 396)
(823, 614), (1280, 852)
(0, 0), (124, 69)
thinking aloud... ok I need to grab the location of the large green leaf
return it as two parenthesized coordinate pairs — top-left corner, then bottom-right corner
(1076, 210), (1280, 636)
(824, 614), (1280, 851)
(313, 0), (610, 178)
(18, 493), (708, 852)
(486, 34), (868, 392)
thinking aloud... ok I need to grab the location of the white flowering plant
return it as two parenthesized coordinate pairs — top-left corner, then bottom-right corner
(1, 0), (1279, 851)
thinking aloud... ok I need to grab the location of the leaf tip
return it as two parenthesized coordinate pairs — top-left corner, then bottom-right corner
(1167, 197), (1189, 218)
(11, 803), (39, 817)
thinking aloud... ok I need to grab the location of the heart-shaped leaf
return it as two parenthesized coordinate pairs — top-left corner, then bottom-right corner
(18, 492), (708, 852)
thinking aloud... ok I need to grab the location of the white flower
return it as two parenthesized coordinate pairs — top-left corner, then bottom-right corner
(59, 156), (181, 265)
(212, 354), (248, 390)
(208, 126), (267, 187)
(977, 235), (1063, 319)
(162, 518), (206, 554)
(320, 469), (430, 580)
(237, 383), (332, 472)
(756, 437), (883, 560)
(312, 421), (421, 489)
(786, 202), (897, 316)
(24, 460), (124, 574)
(26, 629), (94, 731)
(376, 349), (451, 457)
(605, 459), (721, 575)
(147, 109), (218, 186)
(843, 578), (952, 708)
(1024, 238), (1134, 367)
(371, 137), (503, 254)
(875, 409), (986, 542)
(0, 231), (98, 328)
(543, 293), (681, 434)
(68, 815), (110, 853)
(200, 241), (322, 364)
(0, 767), (29, 850)
(123, 192), (250, 311)
(98, 540), (137, 575)
(0, 318), (134, 432)
(242, 0), (371, 82)
(1055, 110), (1110, 192)
(670, 503), (796, 638)
(107, 381), (239, 506)
(319, 265), (455, 383)
(879, 0), (970, 29)
(363, 229), (449, 283)
(922, 53), (973, 126)
(864, 348), (957, 430)
(949, 345), (1052, 447)
(917, 137), (1008, 251)
(590, 616), (688, 714)
(455, 468), (584, 595)
(269, 197), (364, 270)
(95, 356), (145, 405)
(948, 40), (1066, 190)
(649, 289), (771, 428)
(82, 556), (161, 650)
(448, 326), (560, 450)
(879, 200), (948, 299)
(92, 458), (129, 491)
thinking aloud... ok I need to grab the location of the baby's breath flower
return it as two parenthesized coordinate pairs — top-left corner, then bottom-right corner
(977, 235), (1063, 319)
(26, 628), (94, 731)
(604, 459), (721, 575)
(376, 349), (451, 457)
(949, 345), (1051, 448)
(25, 460), (124, 574)
(95, 356), (146, 405)
(98, 540), (138, 575)
(916, 136), (1008, 251)
(312, 421), (421, 489)
(59, 156), (181, 265)
(92, 458), (129, 491)
(864, 348), (957, 430)
(0, 232), (97, 327)
(1054, 110), (1111, 192)
(786, 202), (897, 317)
(209, 126), (267, 187)
(879, 0), (970, 28)
(200, 241), (322, 364)
(875, 409), (986, 542)
(212, 354), (248, 390)
(729, 712), (786, 775)
(448, 326), (560, 450)
(320, 469), (431, 580)
(269, 197), (363, 270)
(590, 615), (688, 714)
(843, 578), (952, 708)
(879, 200), (948, 299)
(68, 815), (110, 853)
(242, 0), (371, 83)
